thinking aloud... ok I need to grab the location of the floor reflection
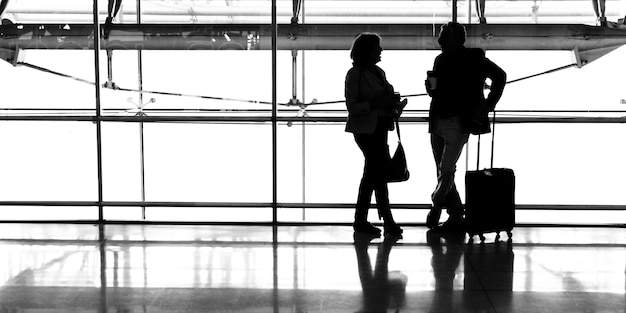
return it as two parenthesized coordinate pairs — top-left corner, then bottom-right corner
(427, 230), (466, 312)
(354, 233), (407, 313)
(0, 224), (624, 312)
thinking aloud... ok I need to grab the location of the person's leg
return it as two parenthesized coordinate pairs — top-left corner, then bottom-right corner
(444, 184), (464, 222)
(599, 0), (607, 25)
(430, 118), (469, 228)
(432, 119), (468, 205)
(369, 126), (402, 235)
(427, 131), (445, 228)
(592, 0), (600, 18)
(354, 133), (379, 234)
(475, 0), (487, 23)
(591, 0), (607, 25)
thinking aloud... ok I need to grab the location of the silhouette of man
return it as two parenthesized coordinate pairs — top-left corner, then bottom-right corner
(425, 22), (506, 231)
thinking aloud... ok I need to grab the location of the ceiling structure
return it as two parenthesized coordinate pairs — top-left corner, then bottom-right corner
(0, 0), (625, 66)
(0, 0), (625, 24)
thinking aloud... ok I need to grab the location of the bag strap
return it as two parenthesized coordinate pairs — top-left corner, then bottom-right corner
(490, 110), (496, 168)
(476, 111), (497, 170)
(476, 134), (481, 170)
(395, 117), (402, 142)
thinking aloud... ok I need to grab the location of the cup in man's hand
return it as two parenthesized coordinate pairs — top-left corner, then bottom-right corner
(426, 71), (437, 91)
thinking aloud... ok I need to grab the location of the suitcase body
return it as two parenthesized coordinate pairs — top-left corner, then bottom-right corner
(464, 167), (515, 242)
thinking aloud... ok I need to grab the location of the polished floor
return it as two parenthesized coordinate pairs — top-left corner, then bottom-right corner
(0, 224), (625, 313)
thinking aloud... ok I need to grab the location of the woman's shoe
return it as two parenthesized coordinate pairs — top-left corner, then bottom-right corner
(383, 222), (403, 236)
(353, 221), (382, 235)
(426, 207), (442, 229)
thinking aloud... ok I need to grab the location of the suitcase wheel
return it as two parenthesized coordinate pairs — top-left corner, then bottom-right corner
(467, 232), (486, 243)
(496, 231), (513, 241)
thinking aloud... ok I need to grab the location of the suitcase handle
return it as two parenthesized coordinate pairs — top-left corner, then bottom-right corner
(476, 111), (497, 170)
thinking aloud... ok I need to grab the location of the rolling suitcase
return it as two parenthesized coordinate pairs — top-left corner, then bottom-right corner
(465, 112), (515, 243)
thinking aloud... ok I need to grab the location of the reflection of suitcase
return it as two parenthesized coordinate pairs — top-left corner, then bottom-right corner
(463, 240), (514, 309)
(465, 112), (515, 242)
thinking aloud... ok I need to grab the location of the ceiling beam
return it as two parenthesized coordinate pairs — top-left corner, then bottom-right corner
(1, 23), (625, 53)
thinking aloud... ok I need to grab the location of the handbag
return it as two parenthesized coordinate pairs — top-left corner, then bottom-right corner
(387, 118), (410, 183)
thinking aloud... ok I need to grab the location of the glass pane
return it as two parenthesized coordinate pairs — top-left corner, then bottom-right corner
(0, 121), (98, 202)
(4, 0), (626, 25)
(142, 123), (272, 203)
(107, 50), (275, 116)
(298, 0), (626, 24)
(516, 210), (626, 225)
(136, 0), (279, 24)
(0, 206), (97, 221)
(102, 122), (144, 202)
(465, 123), (626, 206)
(303, 0), (454, 24)
(4, 0), (96, 23)
(104, 206), (145, 221)
(490, 48), (626, 111)
(145, 207), (272, 223)
(0, 50), (96, 112)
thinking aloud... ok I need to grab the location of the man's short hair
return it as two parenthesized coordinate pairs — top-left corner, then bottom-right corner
(439, 22), (466, 46)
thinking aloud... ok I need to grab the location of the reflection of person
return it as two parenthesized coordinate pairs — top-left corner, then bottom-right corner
(345, 33), (404, 236)
(475, 0), (487, 23)
(425, 22), (506, 231)
(354, 233), (407, 313)
(106, 0), (123, 24)
(426, 230), (465, 312)
(591, 0), (607, 25)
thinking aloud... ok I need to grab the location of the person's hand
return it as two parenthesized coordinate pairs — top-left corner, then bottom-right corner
(392, 98), (408, 118)
(425, 79), (433, 96)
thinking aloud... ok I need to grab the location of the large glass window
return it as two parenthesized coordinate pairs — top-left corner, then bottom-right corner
(0, 1), (625, 225)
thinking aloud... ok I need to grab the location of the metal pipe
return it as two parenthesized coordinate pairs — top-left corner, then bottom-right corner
(0, 200), (623, 211)
(453, 0), (458, 22)
(137, 0), (147, 220)
(272, 0), (278, 224)
(2, 23), (626, 51)
(1, 115), (626, 124)
(6, 5), (620, 17)
(92, 0), (105, 222)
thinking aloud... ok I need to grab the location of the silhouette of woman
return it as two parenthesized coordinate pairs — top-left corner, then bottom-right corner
(345, 33), (403, 236)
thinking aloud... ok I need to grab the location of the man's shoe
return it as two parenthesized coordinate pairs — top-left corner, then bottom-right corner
(353, 221), (382, 235)
(433, 218), (466, 233)
(426, 207), (442, 229)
